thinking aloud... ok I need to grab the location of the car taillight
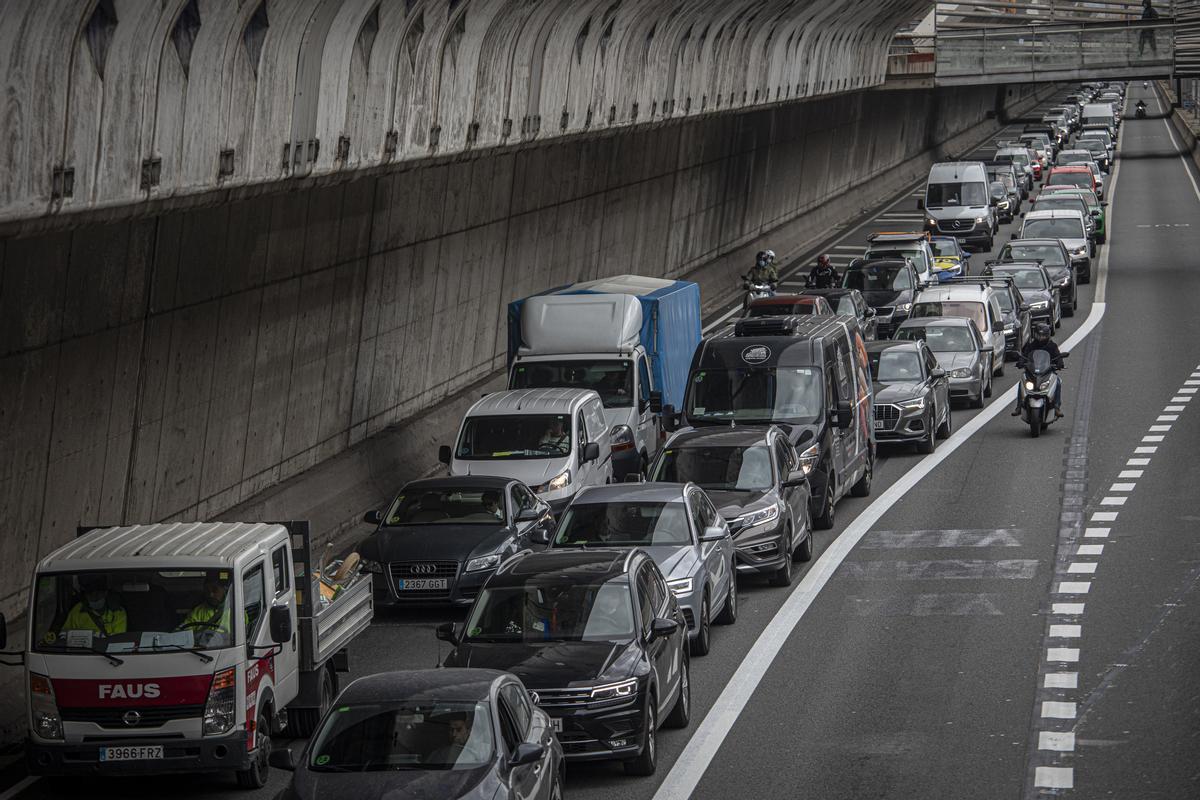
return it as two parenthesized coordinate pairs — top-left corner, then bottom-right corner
(609, 424), (636, 453)
(30, 673), (63, 740)
(203, 667), (237, 736)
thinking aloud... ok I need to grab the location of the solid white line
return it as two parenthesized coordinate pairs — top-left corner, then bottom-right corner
(832, 244), (861, 250)
(1077, 544), (1104, 556)
(1039, 731), (1076, 751)
(1118, 470), (1143, 479)
(1049, 624), (1081, 638)
(1068, 562), (1098, 574)
(702, 306), (741, 335)
(1055, 581), (1092, 594)
(1100, 496), (1126, 506)
(1042, 698), (1078, 714)
(1134, 446), (1157, 454)
(1052, 602), (1085, 615)
(1035, 766), (1074, 789)
(1084, 528), (1110, 538)
(0, 777), (39, 800)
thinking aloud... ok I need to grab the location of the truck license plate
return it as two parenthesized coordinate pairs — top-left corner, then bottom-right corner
(396, 578), (447, 590)
(100, 745), (163, 762)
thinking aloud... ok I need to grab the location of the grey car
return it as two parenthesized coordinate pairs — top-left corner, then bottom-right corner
(866, 340), (952, 454)
(895, 317), (991, 408)
(983, 262), (1062, 327)
(649, 426), (813, 588)
(550, 483), (736, 657)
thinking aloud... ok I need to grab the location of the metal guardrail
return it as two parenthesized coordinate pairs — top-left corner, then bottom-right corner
(936, 19), (1175, 80)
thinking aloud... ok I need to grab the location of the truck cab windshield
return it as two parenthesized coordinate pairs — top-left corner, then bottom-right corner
(33, 569), (244, 655)
(510, 360), (633, 408)
(685, 367), (823, 425)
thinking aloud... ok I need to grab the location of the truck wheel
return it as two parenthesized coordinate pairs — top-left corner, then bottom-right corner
(235, 712), (271, 789)
(289, 665), (336, 738)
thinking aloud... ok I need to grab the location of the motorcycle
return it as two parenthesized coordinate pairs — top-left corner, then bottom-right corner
(1135, 102), (1147, 119)
(1016, 350), (1068, 437)
(742, 276), (776, 311)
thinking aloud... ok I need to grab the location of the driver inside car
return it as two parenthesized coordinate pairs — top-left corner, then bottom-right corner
(178, 571), (234, 643)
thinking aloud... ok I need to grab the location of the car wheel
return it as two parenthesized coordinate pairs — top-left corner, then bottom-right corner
(664, 654), (691, 728)
(1055, 307), (1062, 329)
(917, 411), (936, 454)
(850, 455), (873, 497)
(1079, 267), (1091, 284)
(1063, 300), (1075, 318)
(985, 234), (995, 251)
(624, 699), (658, 775)
(994, 353), (1005, 377)
(812, 470), (835, 530)
(235, 712), (271, 789)
(689, 594), (711, 656)
(715, 569), (738, 625)
(983, 368), (993, 399)
(793, 521), (814, 563)
(769, 531), (795, 586)
(937, 405), (953, 439)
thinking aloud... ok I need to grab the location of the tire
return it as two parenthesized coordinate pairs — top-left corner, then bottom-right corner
(1079, 268), (1091, 285)
(235, 712), (271, 789)
(850, 456), (873, 497)
(937, 406), (952, 439)
(985, 235), (995, 251)
(689, 594), (711, 656)
(1098, 233), (1106, 245)
(1063, 300), (1075, 318)
(664, 655), (691, 728)
(769, 531), (795, 586)
(812, 469), (835, 530)
(917, 412), (936, 454)
(714, 569), (738, 625)
(624, 700), (658, 776)
(288, 665), (336, 738)
(1030, 413), (1042, 438)
(994, 355), (1005, 378)
(793, 522), (814, 563)
(971, 390), (985, 409)
(983, 370), (993, 399)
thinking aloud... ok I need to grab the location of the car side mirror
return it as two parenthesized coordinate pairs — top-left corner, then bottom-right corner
(700, 524), (726, 542)
(268, 748), (297, 771)
(834, 400), (852, 429)
(931, 367), (946, 380)
(661, 405), (678, 433)
(649, 617), (679, 640)
(269, 604), (293, 645)
(509, 742), (545, 768)
(1060, 351), (1071, 359)
(1010, 232), (1018, 239)
(649, 391), (663, 414)
(436, 622), (459, 645)
(582, 442), (601, 463)
(991, 320), (1005, 333)
(438, 445), (452, 465)
(516, 507), (540, 523)
(1091, 210), (1101, 217)
(362, 509), (383, 526)
(865, 307), (876, 317)
(782, 471), (809, 488)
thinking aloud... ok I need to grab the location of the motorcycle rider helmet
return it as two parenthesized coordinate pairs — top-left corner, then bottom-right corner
(1033, 322), (1052, 343)
(765, 249), (776, 263)
(817, 254), (832, 269)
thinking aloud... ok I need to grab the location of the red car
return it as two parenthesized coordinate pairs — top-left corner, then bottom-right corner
(1044, 165), (1096, 194)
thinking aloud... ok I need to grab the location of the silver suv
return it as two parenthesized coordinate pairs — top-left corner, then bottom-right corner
(909, 282), (1007, 377)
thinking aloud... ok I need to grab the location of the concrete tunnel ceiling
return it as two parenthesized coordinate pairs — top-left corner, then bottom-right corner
(0, 0), (931, 229)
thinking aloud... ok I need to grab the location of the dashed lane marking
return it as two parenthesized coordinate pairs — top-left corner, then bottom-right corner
(1039, 731), (1076, 751)
(1084, 527), (1110, 538)
(1035, 766), (1074, 789)
(1056, 581), (1091, 594)
(1052, 603), (1085, 615)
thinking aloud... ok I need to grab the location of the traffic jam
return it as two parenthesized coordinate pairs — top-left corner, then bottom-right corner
(4, 81), (1130, 799)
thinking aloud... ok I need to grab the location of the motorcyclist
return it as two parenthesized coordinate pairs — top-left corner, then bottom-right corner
(1136, 99), (1147, 118)
(1012, 322), (1065, 419)
(746, 250), (779, 285)
(806, 254), (840, 289)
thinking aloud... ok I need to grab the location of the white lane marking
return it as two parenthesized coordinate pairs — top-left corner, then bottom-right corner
(1099, 496), (1126, 506)
(1049, 624), (1081, 638)
(1052, 603), (1085, 615)
(1042, 697), (1078, 714)
(1068, 562), (1098, 574)
(1134, 446), (1157, 454)
(1039, 731), (1076, 751)
(1077, 544), (1104, 556)
(1141, 435), (1164, 443)
(1055, 581), (1091, 594)
(1148, 425), (1172, 432)
(1109, 482), (1136, 491)
(832, 244), (862, 251)
(1180, 388), (1198, 394)
(1044, 672), (1079, 689)
(1170, 396), (1191, 403)
(1157, 415), (1180, 421)
(1091, 512), (1119, 522)
(1126, 458), (1151, 466)
(1184, 379), (1200, 385)
(1084, 528), (1110, 538)
(1164, 406), (1185, 412)
(1118, 470), (1143, 478)
(1035, 766), (1074, 789)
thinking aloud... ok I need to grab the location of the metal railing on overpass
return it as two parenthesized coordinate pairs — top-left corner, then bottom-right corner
(936, 19), (1176, 83)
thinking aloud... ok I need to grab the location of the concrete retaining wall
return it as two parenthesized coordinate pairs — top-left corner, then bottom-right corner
(0, 80), (1055, 622)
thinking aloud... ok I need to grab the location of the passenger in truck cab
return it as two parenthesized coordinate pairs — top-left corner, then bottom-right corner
(60, 574), (127, 637)
(178, 571), (234, 643)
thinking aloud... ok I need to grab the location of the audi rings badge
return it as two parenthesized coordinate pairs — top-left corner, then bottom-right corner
(409, 564), (436, 575)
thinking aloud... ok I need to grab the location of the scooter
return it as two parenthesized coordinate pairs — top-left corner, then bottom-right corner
(742, 276), (776, 311)
(1016, 350), (1068, 437)
(1135, 101), (1147, 119)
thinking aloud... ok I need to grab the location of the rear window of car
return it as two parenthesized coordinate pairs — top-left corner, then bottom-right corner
(1047, 172), (1093, 190)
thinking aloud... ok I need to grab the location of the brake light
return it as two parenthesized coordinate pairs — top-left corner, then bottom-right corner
(30, 673), (63, 740)
(203, 668), (237, 736)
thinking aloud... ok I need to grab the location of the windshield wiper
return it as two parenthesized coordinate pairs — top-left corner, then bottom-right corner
(138, 642), (213, 663)
(45, 644), (124, 666)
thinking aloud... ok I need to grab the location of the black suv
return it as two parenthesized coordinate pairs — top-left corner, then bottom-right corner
(842, 258), (922, 338)
(649, 426), (813, 587)
(995, 238), (1077, 318)
(439, 549), (690, 775)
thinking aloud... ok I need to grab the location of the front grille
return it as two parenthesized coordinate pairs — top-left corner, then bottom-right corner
(874, 405), (900, 430)
(61, 704), (204, 729)
(873, 306), (894, 319)
(937, 219), (976, 233)
(533, 687), (594, 709)
(388, 560), (458, 599)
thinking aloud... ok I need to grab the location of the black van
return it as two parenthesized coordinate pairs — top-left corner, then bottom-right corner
(665, 316), (874, 529)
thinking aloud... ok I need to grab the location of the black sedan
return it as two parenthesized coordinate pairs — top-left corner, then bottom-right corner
(800, 287), (878, 340)
(648, 426), (812, 587)
(866, 340), (952, 454)
(269, 669), (564, 800)
(440, 549), (691, 775)
(983, 261), (1062, 325)
(358, 476), (556, 607)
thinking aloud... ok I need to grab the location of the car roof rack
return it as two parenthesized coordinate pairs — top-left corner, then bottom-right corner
(733, 315), (807, 337)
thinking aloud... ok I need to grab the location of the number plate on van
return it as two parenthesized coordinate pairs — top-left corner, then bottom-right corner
(100, 745), (163, 762)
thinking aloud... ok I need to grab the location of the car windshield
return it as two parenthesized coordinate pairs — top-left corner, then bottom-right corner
(1002, 243), (1067, 267)
(990, 268), (1048, 290)
(686, 367), (823, 425)
(1023, 219), (1084, 239)
(308, 700), (493, 772)
(1078, 141), (1106, 155)
(929, 240), (958, 258)
(1047, 172), (1092, 190)
(383, 488), (506, 526)
(456, 415), (571, 459)
(926, 182), (988, 207)
(747, 301), (817, 317)
(463, 578), (636, 642)
(33, 569), (241, 655)
(896, 325), (976, 353)
(844, 263), (911, 291)
(868, 350), (924, 382)
(510, 360), (632, 409)
(553, 502), (692, 547)
(651, 445), (774, 492)
(1051, 190), (1099, 209)
(911, 301), (987, 333)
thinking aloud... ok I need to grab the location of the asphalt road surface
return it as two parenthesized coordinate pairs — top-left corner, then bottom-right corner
(15, 84), (1200, 800)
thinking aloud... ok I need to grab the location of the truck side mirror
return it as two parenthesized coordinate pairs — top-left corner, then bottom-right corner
(438, 445), (452, 465)
(582, 442), (601, 463)
(661, 405), (678, 433)
(835, 401), (853, 429)
(916, 198), (925, 210)
(648, 391), (663, 414)
(269, 605), (293, 645)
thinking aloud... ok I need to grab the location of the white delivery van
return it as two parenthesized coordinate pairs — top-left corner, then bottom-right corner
(919, 162), (997, 252)
(440, 388), (613, 514)
(1081, 102), (1117, 136)
(6, 521), (372, 787)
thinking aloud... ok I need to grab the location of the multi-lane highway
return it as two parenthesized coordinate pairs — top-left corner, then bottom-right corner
(12, 84), (1200, 800)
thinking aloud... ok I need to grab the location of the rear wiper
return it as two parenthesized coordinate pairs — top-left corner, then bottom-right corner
(46, 644), (124, 666)
(139, 642), (213, 663)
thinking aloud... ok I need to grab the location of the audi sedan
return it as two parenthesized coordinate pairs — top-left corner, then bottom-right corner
(866, 340), (952, 454)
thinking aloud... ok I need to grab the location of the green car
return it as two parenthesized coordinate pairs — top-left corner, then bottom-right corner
(1040, 187), (1106, 243)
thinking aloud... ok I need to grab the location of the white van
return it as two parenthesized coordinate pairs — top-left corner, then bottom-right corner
(1081, 102), (1117, 136)
(440, 388), (613, 513)
(919, 162), (997, 252)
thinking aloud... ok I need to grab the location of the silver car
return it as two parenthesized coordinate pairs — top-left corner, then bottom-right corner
(550, 483), (736, 657)
(894, 316), (992, 409)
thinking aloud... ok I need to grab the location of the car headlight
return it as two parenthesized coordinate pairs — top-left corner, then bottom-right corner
(533, 470), (571, 493)
(1024, 380), (1036, 391)
(360, 559), (383, 574)
(974, 217), (986, 224)
(589, 678), (638, 702)
(1030, 300), (1049, 310)
(798, 443), (820, 475)
(898, 397), (926, 411)
(949, 368), (974, 378)
(465, 553), (502, 573)
(1071, 246), (1087, 256)
(735, 504), (781, 528)
(998, 201), (1010, 210)
(667, 577), (694, 597)
(895, 302), (912, 314)
(926, 218), (937, 227)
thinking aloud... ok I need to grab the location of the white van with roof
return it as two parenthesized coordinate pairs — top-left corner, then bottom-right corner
(919, 162), (997, 253)
(1081, 102), (1117, 136)
(910, 283), (1007, 376)
(440, 388), (613, 514)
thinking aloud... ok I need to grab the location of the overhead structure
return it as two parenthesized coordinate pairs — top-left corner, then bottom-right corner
(0, 0), (930, 231)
